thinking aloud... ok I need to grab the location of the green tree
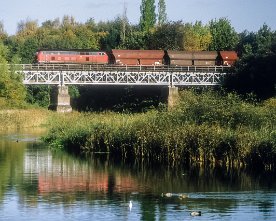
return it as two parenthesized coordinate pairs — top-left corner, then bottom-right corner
(182, 21), (212, 51)
(41, 18), (61, 29)
(16, 19), (38, 38)
(61, 15), (77, 30)
(39, 18), (62, 48)
(74, 25), (99, 49)
(157, 0), (167, 26)
(209, 18), (239, 51)
(85, 18), (97, 30)
(0, 21), (7, 41)
(25, 85), (50, 107)
(98, 20), (122, 50)
(236, 30), (255, 57)
(0, 42), (26, 107)
(140, 0), (156, 32)
(0, 21), (4, 35)
(254, 24), (275, 55)
(224, 53), (276, 99)
(123, 29), (146, 49)
(147, 21), (184, 50)
(17, 37), (39, 63)
(237, 24), (276, 58)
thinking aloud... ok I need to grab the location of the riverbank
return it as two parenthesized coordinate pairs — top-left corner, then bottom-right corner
(43, 90), (276, 170)
(0, 108), (52, 130)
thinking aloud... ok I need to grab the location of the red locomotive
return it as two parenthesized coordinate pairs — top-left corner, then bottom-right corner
(36, 50), (109, 64)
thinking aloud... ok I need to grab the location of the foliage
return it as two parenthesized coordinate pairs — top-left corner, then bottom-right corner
(209, 18), (239, 51)
(237, 24), (276, 57)
(140, 0), (156, 32)
(0, 109), (51, 129)
(0, 21), (7, 41)
(17, 37), (39, 63)
(25, 85), (50, 107)
(182, 21), (212, 51)
(224, 53), (276, 99)
(97, 18), (125, 50)
(16, 19), (39, 38)
(146, 21), (183, 50)
(122, 30), (146, 49)
(157, 0), (167, 26)
(254, 24), (275, 54)
(43, 90), (276, 170)
(0, 42), (26, 108)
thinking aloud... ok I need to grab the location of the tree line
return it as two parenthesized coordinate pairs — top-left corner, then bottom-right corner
(0, 0), (275, 108)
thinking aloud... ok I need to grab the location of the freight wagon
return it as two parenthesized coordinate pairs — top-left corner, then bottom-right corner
(109, 49), (164, 65)
(164, 51), (235, 66)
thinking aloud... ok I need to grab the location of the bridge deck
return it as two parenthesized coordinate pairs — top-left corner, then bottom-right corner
(20, 64), (229, 73)
(12, 64), (230, 86)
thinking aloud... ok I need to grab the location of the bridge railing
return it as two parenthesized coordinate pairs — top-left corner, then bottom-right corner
(16, 64), (231, 73)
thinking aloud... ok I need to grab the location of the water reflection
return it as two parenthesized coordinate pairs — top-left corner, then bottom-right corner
(1, 130), (276, 220)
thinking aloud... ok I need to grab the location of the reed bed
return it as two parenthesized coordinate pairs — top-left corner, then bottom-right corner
(0, 109), (52, 130)
(43, 90), (276, 170)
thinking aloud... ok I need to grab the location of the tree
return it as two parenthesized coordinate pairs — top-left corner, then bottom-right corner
(0, 42), (26, 107)
(85, 18), (97, 30)
(121, 2), (129, 45)
(74, 25), (99, 49)
(254, 24), (275, 55)
(182, 22), (212, 51)
(236, 30), (255, 57)
(237, 24), (276, 58)
(62, 15), (77, 30)
(41, 18), (61, 29)
(123, 29), (146, 49)
(146, 21), (183, 50)
(0, 21), (4, 34)
(157, 0), (167, 26)
(97, 19), (123, 50)
(224, 53), (276, 99)
(140, 0), (156, 32)
(209, 18), (238, 51)
(16, 19), (38, 38)
(17, 37), (39, 63)
(0, 21), (7, 41)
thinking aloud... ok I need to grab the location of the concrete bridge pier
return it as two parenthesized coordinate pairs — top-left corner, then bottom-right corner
(161, 86), (179, 110)
(49, 85), (72, 112)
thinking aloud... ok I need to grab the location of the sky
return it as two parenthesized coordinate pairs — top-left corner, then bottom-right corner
(1, 0), (276, 35)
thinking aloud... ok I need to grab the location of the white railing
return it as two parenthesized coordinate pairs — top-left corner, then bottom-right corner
(3, 64), (229, 86)
(15, 64), (230, 73)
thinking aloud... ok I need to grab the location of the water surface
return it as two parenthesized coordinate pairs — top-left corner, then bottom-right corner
(1, 129), (276, 220)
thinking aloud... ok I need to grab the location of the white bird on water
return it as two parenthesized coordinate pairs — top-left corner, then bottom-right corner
(129, 201), (133, 211)
(190, 211), (201, 216)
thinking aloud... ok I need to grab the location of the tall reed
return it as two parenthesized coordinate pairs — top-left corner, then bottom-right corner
(43, 90), (276, 170)
(0, 109), (51, 130)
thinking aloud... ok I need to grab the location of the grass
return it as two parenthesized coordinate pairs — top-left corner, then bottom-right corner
(0, 108), (52, 130)
(42, 90), (276, 170)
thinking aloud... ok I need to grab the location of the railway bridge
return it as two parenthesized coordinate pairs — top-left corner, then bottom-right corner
(17, 64), (230, 112)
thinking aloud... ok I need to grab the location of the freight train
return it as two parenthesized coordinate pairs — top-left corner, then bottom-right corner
(36, 49), (238, 66)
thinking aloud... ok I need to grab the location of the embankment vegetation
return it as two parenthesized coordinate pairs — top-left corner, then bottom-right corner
(0, 109), (52, 130)
(43, 90), (276, 170)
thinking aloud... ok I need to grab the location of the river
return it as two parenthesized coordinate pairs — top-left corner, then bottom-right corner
(1, 129), (276, 221)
